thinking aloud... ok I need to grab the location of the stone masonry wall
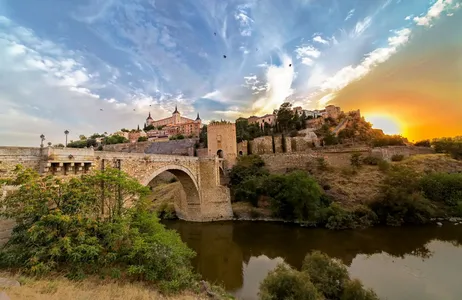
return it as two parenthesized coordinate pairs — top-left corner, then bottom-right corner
(0, 147), (43, 178)
(103, 139), (198, 156)
(249, 136), (273, 155)
(371, 146), (434, 161)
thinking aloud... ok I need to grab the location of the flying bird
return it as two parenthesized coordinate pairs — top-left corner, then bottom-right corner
(214, 32), (216, 36)
(289, 64), (292, 67)
(223, 55), (227, 58)
(100, 109), (103, 111)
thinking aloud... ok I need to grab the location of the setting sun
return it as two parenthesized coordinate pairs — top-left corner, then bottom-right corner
(364, 114), (404, 136)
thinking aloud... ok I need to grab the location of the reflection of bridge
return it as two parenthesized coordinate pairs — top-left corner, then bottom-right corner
(0, 147), (233, 222)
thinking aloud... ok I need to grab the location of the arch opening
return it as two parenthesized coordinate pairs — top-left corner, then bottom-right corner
(217, 149), (224, 158)
(143, 166), (201, 221)
(238, 151), (243, 156)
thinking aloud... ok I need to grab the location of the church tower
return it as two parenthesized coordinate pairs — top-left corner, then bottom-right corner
(172, 105), (181, 125)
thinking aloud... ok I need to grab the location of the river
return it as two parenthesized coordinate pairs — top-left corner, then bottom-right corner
(164, 220), (462, 300)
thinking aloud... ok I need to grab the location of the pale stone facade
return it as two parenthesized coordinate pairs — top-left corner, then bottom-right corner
(145, 107), (202, 138)
(207, 122), (238, 168)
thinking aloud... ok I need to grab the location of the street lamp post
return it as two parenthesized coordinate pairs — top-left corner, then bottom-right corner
(64, 130), (69, 147)
(40, 134), (45, 148)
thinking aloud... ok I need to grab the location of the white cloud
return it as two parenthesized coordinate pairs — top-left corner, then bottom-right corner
(413, 0), (458, 27)
(345, 9), (355, 21)
(319, 26), (412, 92)
(313, 35), (329, 45)
(405, 15), (413, 20)
(295, 46), (321, 59)
(353, 16), (372, 37)
(235, 5), (254, 36)
(252, 54), (294, 114)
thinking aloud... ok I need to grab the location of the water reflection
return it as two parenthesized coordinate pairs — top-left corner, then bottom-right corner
(165, 221), (462, 300)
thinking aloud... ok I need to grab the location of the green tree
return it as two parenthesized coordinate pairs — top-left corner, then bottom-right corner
(199, 125), (207, 145)
(259, 264), (322, 300)
(432, 137), (462, 160)
(138, 136), (148, 142)
(302, 251), (349, 299)
(276, 102), (294, 133)
(341, 279), (379, 300)
(262, 171), (323, 222)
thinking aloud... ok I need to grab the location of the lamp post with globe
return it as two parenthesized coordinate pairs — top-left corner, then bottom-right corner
(64, 130), (69, 147)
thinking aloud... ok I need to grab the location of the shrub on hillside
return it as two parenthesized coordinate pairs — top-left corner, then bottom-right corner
(229, 155), (268, 186)
(259, 264), (322, 300)
(0, 167), (196, 293)
(420, 173), (462, 209)
(362, 156), (382, 166)
(432, 137), (462, 160)
(391, 154), (405, 162)
(320, 204), (377, 230)
(350, 153), (362, 168)
(414, 140), (431, 147)
(316, 157), (330, 171)
(233, 176), (262, 206)
(378, 160), (390, 172)
(262, 171), (323, 222)
(369, 166), (436, 226)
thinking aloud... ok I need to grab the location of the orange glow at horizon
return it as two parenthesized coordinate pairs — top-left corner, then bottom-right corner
(363, 113), (406, 136)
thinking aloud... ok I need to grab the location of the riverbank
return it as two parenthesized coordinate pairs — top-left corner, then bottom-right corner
(0, 272), (215, 300)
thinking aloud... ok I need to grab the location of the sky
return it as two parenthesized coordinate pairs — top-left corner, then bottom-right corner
(0, 0), (461, 146)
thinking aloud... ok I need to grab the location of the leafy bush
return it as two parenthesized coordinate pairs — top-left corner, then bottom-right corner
(259, 251), (379, 300)
(378, 160), (390, 172)
(362, 156), (382, 166)
(316, 157), (329, 171)
(229, 155), (268, 186)
(372, 135), (406, 147)
(341, 167), (358, 176)
(391, 154), (405, 162)
(414, 140), (431, 147)
(302, 251), (349, 299)
(259, 264), (322, 300)
(420, 173), (462, 207)
(137, 136), (148, 142)
(320, 204), (377, 230)
(368, 166), (437, 226)
(233, 177), (262, 206)
(341, 279), (379, 300)
(262, 171), (323, 222)
(350, 153), (362, 168)
(156, 202), (177, 220)
(0, 167), (196, 293)
(432, 137), (462, 160)
(104, 135), (129, 145)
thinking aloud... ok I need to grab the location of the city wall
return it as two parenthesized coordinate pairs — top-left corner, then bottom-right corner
(102, 139), (198, 156)
(260, 146), (434, 173)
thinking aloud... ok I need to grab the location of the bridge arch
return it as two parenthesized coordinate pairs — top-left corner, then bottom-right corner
(141, 165), (201, 220)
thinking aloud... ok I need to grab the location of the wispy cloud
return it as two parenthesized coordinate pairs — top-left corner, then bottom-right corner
(413, 0), (459, 27)
(295, 45), (321, 66)
(345, 9), (355, 21)
(313, 35), (329, 45)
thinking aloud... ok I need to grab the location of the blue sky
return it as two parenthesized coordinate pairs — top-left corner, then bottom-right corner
(0, 0), (460, 145)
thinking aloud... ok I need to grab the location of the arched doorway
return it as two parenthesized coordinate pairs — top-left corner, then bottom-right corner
(142, 165), (201, 221)
(217, 149), (224, 158)
(238, 151), (243, 156)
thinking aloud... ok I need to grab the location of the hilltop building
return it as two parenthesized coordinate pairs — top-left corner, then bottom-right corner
(145, 106), (202, 139)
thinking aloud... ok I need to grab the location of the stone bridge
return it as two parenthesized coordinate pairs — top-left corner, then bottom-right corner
(0, 147), (233, 222)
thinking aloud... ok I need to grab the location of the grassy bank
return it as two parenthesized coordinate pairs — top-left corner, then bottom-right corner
(0, 272), (209, 300)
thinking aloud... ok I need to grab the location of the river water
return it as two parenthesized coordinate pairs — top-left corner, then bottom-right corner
(164, 220), (462, 300)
